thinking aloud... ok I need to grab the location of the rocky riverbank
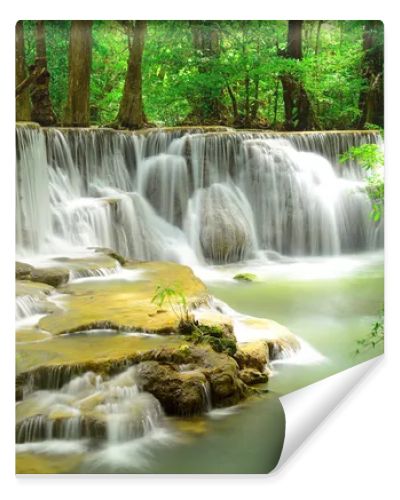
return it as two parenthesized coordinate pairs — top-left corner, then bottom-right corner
(16, 251), (299, 422)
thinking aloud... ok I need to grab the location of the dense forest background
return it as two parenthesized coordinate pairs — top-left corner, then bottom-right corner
(16, 20), (384, 131)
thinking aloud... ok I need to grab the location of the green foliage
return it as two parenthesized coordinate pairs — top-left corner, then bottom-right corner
(340, 143), (384, 222)
(355, 307), (384, 355)
(151, 284), (189, 323)
(366, 172), (384, 222)
(21, 20), (383, 129)
(339, 144), (383, 170)
(151, 284), (237, 356)
(189, 325), (237, 356)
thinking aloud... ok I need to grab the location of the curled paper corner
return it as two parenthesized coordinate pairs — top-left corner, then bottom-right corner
(275, 355), (383, 471)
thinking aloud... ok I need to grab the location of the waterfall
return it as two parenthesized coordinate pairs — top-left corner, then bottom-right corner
(16, 125), (383, 263)
(16, 367), (165, 444)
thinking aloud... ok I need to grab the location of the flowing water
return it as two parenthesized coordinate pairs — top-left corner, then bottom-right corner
(15, 125), (384, 473)
(16, 126), (383, 261)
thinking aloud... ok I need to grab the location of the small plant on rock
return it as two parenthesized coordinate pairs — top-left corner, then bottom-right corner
(151, 285), (238, 357)
(151, 284), (191, 324)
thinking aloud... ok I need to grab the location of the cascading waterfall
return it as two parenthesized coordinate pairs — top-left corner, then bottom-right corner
(16, 367), (165, 444)
(16, 125), (383, 263)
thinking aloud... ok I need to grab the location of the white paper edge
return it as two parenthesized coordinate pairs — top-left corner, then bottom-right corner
(275, 355), (383, 470)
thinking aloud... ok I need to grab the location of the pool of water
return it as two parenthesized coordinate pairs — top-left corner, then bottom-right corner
(205, 251), (384, 395)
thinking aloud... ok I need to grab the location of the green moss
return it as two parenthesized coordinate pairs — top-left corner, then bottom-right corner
(184, 323), (237, 356)
(233, 273), (257, 282)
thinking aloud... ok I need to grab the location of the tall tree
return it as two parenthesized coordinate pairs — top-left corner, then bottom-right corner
(64, 21), (93, 127)
(15, 21), (31, 121)
(29, 21), (57, 125)
(358, 21), (384, 128)
(280, 20), (314, 130)
(186, 21), (224, 124)
(116, 20), (147, 129)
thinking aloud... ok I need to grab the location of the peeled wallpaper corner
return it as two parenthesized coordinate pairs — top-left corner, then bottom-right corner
(276, 355), (383, 471)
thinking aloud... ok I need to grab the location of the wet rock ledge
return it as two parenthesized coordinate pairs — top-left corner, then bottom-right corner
(16, 250), (298, 418)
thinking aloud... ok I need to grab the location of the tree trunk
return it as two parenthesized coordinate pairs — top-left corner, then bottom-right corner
(186, 21), (224, 124)
(315, 21), (323, 55)
(250, 75), (260, 123)
(30, 21), (56, 126)
(116, 21), (147, 129)
(358, 21), (384, 128)
(280, 20), (314, 131)
(15, 21), (31, 121)
(226, 84), (239, 124)
(272, 78), (279, 128)
(64, 21), (93, 127)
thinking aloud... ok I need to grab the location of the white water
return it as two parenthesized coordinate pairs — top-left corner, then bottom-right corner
(16, 127), (383, 264)
(16, 367), (164, 444)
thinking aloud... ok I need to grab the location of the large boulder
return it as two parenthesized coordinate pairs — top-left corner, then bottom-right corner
(190, 183), (257, 264)
(235, 340), (269, 372)
(16, 261), (34, 280)
(239, 368), (269, 385)
(136, 361), (209, 416)
(139, 345), (248, 411)
(207, 361), (247, 407)
(29, 267), (70, 288)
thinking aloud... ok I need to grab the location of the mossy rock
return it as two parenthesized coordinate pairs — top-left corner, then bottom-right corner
(88, 247), (127, 265)
(136, 361), (208, 416)
(30, 267), (70, 288)
(180, 322), (237, 357)
(233, 273), (257, 282)
(37, 261), (207, 335)
(235, 341), (269, 371)
(16, 261), (34, 280)
(239, 368), (269, 385)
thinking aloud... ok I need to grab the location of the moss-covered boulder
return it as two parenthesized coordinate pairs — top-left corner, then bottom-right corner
(30, 267), (70, 288)
(139, 345), (247, 410)
(239, 368), (269, 385)
(235, 340), (269, 372)
(16, 261), (34, 280)
(136, 361), (208, 416)
(233, 273), (257, 282)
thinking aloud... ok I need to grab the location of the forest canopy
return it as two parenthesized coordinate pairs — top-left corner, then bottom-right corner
(16, 20), (384, 131)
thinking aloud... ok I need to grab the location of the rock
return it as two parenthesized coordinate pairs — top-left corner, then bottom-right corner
(196, 183), (256, 264)
(16, 280), (54, 297)
(89, 247), (127, 265)
(38, 261), (207, 335)
(30, 267), (70, 288)
(140, 345), (247, 410)
(192, 309), (234, 338)
(136, 361), (208, 416)
(239, 368), (269, 385)
(235, 317), (300, 360)
(51, 254), (121, 278)
(235, 340), (269, 372)
(208, 363), (247, 406)
(233, 273), (257, 282)
(16, 261), (34, 280)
